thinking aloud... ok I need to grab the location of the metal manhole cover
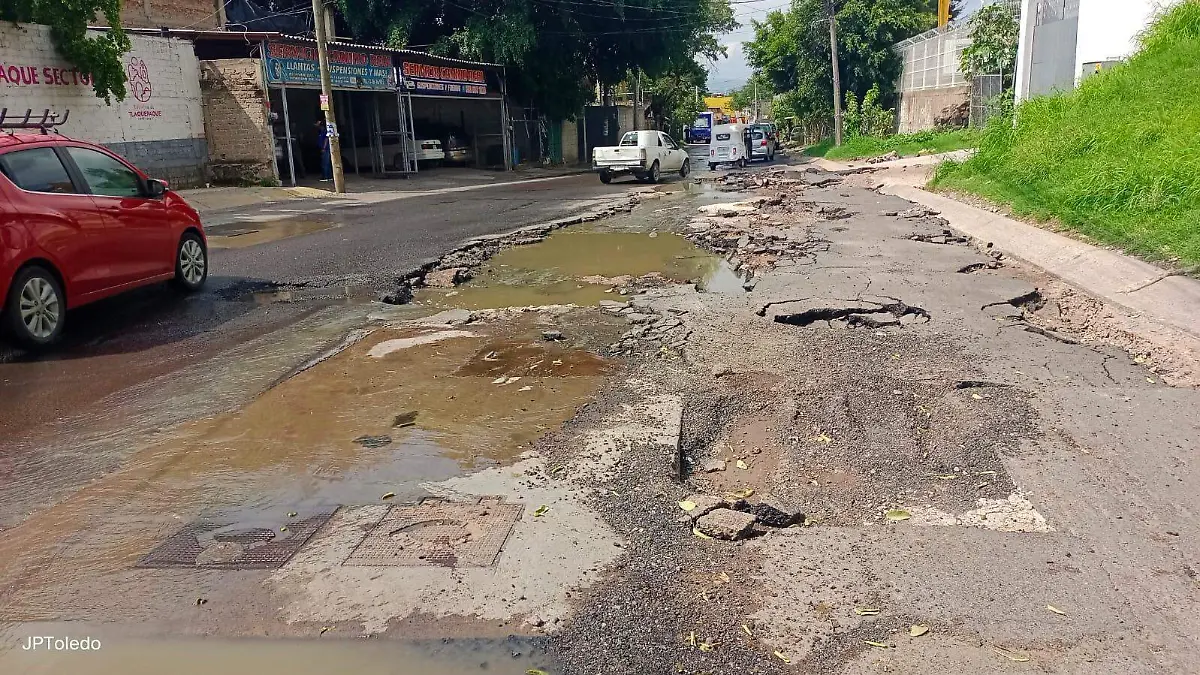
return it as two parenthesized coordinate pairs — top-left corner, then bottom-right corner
(135, 507), (338, 570)
(344, 497), (523, 568)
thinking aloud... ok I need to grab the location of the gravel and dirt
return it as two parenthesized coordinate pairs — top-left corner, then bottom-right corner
(1, 160), (1197, 675)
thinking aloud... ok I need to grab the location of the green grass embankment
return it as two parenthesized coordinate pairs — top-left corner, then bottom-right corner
(932, 1), (1200, 269)
(804, 128), (979, 161)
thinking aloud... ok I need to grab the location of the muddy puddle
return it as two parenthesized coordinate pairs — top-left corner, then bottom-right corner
(419, 228), (739, 309)
(0, 315), (615, 606)
(206, 215), (340, 249)
(0, 632), (554, 675)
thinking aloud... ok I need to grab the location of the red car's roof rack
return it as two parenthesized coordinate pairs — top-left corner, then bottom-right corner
(0, 108), (71, 134)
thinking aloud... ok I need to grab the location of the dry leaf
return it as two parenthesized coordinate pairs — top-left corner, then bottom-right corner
(909, 624), (929, 637)
(717, 571), (731, 584)
(526, 670), (549, 675)
(1146, 377), (1156, 383)
(854, 607), (881, 616)
(319, 626), (331, 635)
(287, 511), (298, 517)
(864, 640), (891, 649)
(725, 489), (755, 499)
(1046, 604), (1067, 615)
(971, 393), (983, 400)
(279, 526), (288, 532)
(678, 500), (698, 512)
(381, 492), (395, 500)
(773, 650), (791, 664)
(741, 624), (754, 638)
(736, 459), (748, 470)
(692, 527), (713, 540)
(992, 647), (1030, 662)
(533, 504), (549, 517)
(813, 432), (833, 444)
(698, 639), (716, 652)
(885, 509), (911, 521)
(974, 470), (997, 476)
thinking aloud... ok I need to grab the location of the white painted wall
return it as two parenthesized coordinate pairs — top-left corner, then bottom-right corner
(0, 23), (204, 146)
(1074, 0), (1179, 83)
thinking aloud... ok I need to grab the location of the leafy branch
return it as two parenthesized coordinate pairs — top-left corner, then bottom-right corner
(3, 0), (131, 103)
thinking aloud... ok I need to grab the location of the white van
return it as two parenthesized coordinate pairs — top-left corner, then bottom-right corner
(707, 123), (751, 170)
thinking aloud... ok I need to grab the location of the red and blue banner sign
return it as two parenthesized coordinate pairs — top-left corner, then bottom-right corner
(400, 62), (488, 96)
(264, 42), (395, 90)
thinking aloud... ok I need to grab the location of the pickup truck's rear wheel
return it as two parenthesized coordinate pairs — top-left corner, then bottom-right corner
(599, 169), (613, 184)
(708, 163), (717, 171)
(646, 160), (661, 184)
(679, 159), (691, 178)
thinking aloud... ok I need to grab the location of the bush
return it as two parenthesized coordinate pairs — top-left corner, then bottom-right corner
(933, 0), (1200, 267)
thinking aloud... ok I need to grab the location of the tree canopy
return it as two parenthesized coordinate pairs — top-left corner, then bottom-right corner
(337, 0), (736, 120)
(745, 0), (935, 127)
(960, 3), (1020, 83)
(3, 0), (131, 102)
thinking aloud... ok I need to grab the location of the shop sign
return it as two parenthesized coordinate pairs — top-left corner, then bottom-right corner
(264, 42), (395, 90)
(400, 62), (488, 96)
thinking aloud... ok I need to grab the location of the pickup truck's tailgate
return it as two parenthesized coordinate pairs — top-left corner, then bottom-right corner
(593, 147), (643, 168)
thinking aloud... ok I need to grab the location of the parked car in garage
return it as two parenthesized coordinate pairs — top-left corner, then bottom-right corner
(341, 132), (445, 171)
(0, 130), (207, 348)
(592, 130), (690, 184)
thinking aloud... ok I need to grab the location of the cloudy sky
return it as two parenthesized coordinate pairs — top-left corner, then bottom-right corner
(706, 0), (985, 93)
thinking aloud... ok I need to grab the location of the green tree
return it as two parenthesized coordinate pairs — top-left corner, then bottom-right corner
(336, 0), (736, 120)
(960, 3), (1020, 83)
(643, 60), (708, 135)
(3, 0), (130, 102)
(730, 72), (773, 113)
(745, 0), (931, 127)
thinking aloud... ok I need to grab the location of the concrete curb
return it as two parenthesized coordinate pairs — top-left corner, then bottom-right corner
(880, 181), (1200, 340)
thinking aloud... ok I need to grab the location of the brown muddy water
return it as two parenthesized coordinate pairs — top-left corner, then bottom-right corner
(206, 216), (340, 249)
(0, 316), (614, 615)
(0, 632), (553, 675)
(419, 228), (742, 310)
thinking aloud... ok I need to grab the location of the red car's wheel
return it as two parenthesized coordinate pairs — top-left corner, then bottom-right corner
(173, 232), (208, 292)
(3, 264), (65, 348)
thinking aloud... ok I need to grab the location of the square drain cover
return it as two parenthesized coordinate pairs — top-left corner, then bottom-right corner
(345, 497), (523, 567)
(136, 508), (337, 570)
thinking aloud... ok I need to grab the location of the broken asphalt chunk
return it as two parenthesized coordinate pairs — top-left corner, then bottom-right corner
(354, 435), (392, 448)
(694, 508), (757, 540)
(679, 494), (728, 519)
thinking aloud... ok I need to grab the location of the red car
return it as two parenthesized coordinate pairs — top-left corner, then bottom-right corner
(0, 131), (207, 347)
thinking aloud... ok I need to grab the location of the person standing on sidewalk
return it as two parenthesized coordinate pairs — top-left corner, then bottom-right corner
(317, 119), (333, 182)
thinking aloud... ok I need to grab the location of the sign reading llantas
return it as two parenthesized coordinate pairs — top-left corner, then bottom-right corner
(401, 62), (488, 96)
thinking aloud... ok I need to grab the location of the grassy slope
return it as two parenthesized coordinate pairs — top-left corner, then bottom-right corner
(805, 129), (979, 160)
(932, 1), (1200, 268)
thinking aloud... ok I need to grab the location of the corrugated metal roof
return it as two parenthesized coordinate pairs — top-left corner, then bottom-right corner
(114, 27), (501, 69)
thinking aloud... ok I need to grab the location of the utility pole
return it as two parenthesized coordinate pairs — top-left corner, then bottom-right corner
(753, 78), (758, 120)
(826, 0), (843, 146)
(312, 0), (344, 192)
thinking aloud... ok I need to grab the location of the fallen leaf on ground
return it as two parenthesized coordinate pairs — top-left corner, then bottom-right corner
(1046, 604), (1067, 615)
(885, 509), (911, 521)
(891, 353), (901, 360)
(279, 526), (288, 532)
(864, 640), (891, 649)
(685, 631), (696, 647)
(692, 527), (713, 540)
(1147, 377), (1156, 383)
(698, 639), (716, 652)
(742, 624), (754, 638)
(813, 432), (833, 444)
(678, 500), (698, 512)
(551, 466), (567, 475)
(909, 624), (929, 637)
(491, 376), (507, 384)
(533, 505), (549, 517)
(930, 473), (957, 480)
(526, 670), (549, 675)
(773, 651), (791, 664)
(287, 511), (298, 517)
(518, 386), (533, 392)
(992, 647), (1030, 662)
(736, 459), (748, 470)
(717, 571), (731, 584)
(974, 470), (997, 476)
(854, 607), (881, 616)
(320, 626), (331, 635)
(971, 393), (983, 400)
(726, 489), (754, 499)
(381, 492), (395, 500)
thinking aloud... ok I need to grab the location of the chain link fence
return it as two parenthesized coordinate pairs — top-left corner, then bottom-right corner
(970, 74), (1006, 128)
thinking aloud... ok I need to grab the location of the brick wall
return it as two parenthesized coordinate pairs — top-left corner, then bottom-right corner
(95, 0), (223, 30)
(0, 23), (208, 186)
(199, 59), (277, 184)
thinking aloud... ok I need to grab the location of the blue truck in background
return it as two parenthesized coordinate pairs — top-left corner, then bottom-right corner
(686, 111), (714, 144)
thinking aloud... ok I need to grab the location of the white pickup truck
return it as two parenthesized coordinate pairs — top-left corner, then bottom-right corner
(592, 130), (691, 184)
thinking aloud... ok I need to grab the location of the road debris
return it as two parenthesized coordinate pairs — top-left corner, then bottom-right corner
(885, 509), (912, 521)
(693, 508), (757, 540)
(353, 435), (392, 448)
(909, 624), (929, 637)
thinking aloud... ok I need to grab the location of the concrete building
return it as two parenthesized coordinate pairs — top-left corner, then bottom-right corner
(0, 23), (208, 186)
(1014, 0), (1180, 102)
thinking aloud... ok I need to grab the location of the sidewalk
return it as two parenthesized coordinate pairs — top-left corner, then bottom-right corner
(854, 161), (1200, 340)
(180, 165), (591, 217)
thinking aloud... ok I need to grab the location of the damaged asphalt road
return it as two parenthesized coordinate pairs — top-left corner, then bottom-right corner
(1, 161), (1199, 675)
